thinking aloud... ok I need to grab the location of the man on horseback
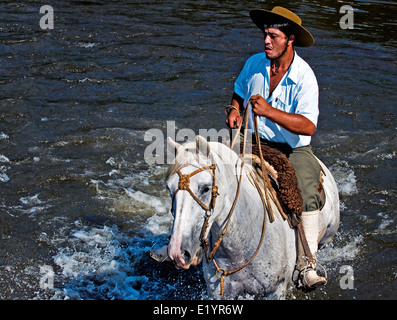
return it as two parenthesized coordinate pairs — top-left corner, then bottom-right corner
(148, 6), (329, 293)
(225, 6), (327, 290)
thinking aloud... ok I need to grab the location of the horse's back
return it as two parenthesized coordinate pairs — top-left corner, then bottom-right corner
(317, 158), (340, 248)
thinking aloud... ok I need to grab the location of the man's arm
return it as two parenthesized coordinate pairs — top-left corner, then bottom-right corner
(249, 94), (316, 136)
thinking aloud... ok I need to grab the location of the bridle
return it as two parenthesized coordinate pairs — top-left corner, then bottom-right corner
(169, 103), (300, 296)
(171, 158), (218, 214)
(171, 154), (268, 296)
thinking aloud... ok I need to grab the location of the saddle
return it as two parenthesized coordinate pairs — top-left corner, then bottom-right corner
(241, 141), (326, 225)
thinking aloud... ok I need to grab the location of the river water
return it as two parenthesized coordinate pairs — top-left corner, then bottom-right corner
(0, 0), (396, 300)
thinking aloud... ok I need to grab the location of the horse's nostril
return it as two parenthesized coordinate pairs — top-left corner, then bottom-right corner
(183, 250), (191, 262)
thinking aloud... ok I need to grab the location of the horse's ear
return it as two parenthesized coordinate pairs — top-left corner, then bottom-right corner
(195, 135), (210, 158)
(167, 137), (182, 154)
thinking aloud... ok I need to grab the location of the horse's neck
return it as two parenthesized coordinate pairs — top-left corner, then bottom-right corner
(212, 164), (293, 264)
(213, 171), (266, 252)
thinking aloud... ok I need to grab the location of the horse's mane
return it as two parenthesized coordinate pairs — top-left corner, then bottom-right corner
(165, 140), (261, 191)
(164, 138), (286, 221)
(165, 142), (200, 180)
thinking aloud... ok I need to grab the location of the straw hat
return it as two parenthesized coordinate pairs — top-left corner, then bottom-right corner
(250, 6), (314, 47)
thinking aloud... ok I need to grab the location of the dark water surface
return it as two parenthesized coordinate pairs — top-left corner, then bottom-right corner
(0, 0), (396, 300)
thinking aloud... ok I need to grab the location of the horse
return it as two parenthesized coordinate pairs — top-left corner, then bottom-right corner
(165, 135), (340, 299)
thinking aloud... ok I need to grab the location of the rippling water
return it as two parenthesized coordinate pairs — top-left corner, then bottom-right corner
(0, 0), (396, 300)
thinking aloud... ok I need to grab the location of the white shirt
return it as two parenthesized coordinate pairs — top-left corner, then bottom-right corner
(234, 51), (319, 148)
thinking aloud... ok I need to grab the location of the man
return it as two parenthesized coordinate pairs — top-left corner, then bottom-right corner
(149, 6), (326, 291)
(225, 6), (326, 289)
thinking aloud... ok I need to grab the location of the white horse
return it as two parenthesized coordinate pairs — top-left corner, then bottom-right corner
(165, 135), (340, 299)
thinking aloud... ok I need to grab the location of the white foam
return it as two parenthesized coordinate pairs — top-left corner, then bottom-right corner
(0, 162), (9, 182)
(11, 193), (52, 216)
(54, 226), (122, 279)
(78, 78), (104, 83)
(0, 132), (9, 140)
(145, 212), (173, 235)
(318, 234), (362, 263)
(124, 189), (169, 213)
(124, 188), (168, 214)
(73, 230), (111, 247)
(51, 225), (165, 300)
(106, 157), (117, 166)
(378, 151), (396, 160)
(108, 169), (119, 177)
(0, 172), (9, 183)
(376, 212), (393, 232)
(20, 194), (42, 206)
(76, 42), (96, 48)
(329, 160), (358, 196)
(94, 157), (167, 195)
(0, 155), (10, 163)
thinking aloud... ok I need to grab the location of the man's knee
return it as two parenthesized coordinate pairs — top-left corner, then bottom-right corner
(288, 147), (323, 211)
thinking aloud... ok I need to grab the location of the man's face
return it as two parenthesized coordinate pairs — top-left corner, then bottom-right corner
(263, 27), (290, 60)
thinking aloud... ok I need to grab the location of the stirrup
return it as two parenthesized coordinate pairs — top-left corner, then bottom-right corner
(293, 258), (328, 292)
(302, 267), (327, 289)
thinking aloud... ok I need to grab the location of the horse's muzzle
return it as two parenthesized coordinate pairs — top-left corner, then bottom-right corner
(169, 247), (202, 270)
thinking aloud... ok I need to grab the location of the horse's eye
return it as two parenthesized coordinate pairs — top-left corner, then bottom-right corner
(202, 186), (210, 194)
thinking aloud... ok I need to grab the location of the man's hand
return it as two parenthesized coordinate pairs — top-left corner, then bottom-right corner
(225, 109), (241, 129)
(225, 93), (244, 129)
(250, 94), (272, 117)
(249, 94), (316, 136)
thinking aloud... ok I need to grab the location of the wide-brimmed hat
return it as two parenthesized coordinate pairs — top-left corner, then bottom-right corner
(250, 6), (314, 47)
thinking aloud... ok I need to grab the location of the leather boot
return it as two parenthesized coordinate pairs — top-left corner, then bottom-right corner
(295, 210), (327, 290)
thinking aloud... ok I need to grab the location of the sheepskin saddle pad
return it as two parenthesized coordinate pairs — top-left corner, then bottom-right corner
(241, 141), (303, 218)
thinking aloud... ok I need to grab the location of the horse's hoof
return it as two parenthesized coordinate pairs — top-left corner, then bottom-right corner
(146, 245), (176, 269)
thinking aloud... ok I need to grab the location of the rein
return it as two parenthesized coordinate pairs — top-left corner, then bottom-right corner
(171, 114), (272, 296)
(172, 104), (288, 296)
(175, 154), (267, 297)
(199, 160), (269, 296)
(200, 104), (272, 296)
